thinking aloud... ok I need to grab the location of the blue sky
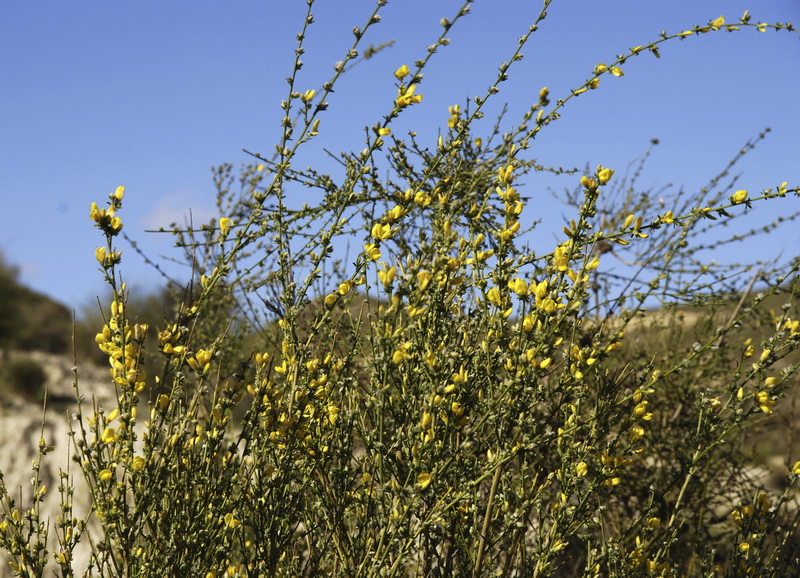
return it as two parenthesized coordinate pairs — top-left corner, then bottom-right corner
(2, 0), (799, 311)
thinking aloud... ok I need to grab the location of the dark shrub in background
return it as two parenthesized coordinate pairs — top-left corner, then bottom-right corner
(0, 251), (72, 354)
(0, 357), (48, 402)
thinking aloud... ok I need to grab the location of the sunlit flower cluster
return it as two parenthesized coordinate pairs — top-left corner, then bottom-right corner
(90, 186), (125, 236)
(95, 289), (148, 393)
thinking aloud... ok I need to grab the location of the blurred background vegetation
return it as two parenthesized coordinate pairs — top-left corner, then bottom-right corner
(0, 252), (71, 355)
(0, 249), (248, 402)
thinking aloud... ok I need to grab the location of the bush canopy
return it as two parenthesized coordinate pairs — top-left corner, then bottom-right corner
(2, 2), (800, 576)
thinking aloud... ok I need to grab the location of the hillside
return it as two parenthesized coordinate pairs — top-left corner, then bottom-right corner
(0, 255), (72, 355)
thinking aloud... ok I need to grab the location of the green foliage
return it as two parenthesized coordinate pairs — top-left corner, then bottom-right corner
(73, 282), (244, 395)
(2, 3), (800, 577)
(0, 252), (72, 355)
(0, 356), (48, 402)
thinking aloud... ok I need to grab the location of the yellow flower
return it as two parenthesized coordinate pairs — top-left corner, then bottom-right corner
(392, 343), (413, 364)
(156, 394), (170, 411)
(755, 390), (774, 414)
(101, 427), (117, 444)
(710, 15), (725, 29)
(326, 405), (340, 426)
(508, 278), (528, 297)
(497, 165), (514, 184)
(784, 318), (799, 336)
(371, 222), (392, 241)
(539, 86), (549, 101)
(109, 217), (123, 234)
(274, 359), (289, 374)
(89, 202), (104, 222)
(447, 104), (461, 128)
(300, 89), (315, 103)
(792, 461), (800, 475)
(414, 190), (432, 206)
(576, 462), (588, 477)
(395, 84), (423, 108)
(394, 64), (410, 80)
(623, 214), (635, 229)
(420, 412), (432, 428)
(538, 298), (557, 314)
(497, 221), (520, 241)
(219, 217), (232, 236)
(112, 186), (125, 202)
(553, 246), (569, 271)
(596, 166), (614, 184)
(417, 472), (432, 489)
(487, 287), (502, 306)
(581, 176), (597, 191)
(417, 270), (432, 291)
(730, 190), (748, 204)
(364, 243), (381, 261)
(386, 205), (405, 222)
(99, 469), (113, 481)
(132, 456), (146, 472)
(378, 265), (397, 288)
(224, 512), (241, 529)
(188, 349), (213, 374)
(522, 315), (536, 333)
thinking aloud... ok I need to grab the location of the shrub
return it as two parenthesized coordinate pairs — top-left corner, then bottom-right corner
(2, 4), (800, 576)
(0, 357), (48, 402)
(0, 252), (72, 355)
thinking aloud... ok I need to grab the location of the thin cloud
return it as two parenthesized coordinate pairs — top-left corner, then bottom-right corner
(139, 189), (217, 231)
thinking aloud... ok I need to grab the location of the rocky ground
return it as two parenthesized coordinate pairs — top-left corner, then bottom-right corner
(0, 350), (116, 576)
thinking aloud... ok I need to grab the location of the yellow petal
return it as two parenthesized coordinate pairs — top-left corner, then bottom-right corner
(730, 190), (748, 204)
(101, 427), (117, 444)
(417, 472), (432, 489)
